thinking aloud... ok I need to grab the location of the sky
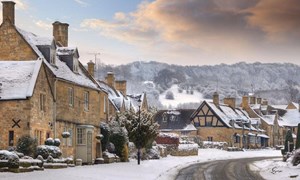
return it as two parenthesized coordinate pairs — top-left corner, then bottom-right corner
(0, 0), (300, 66)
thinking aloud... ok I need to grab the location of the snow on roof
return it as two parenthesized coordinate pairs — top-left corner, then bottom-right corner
(271, 105), (288, 110)
(206, 101), (251, 128)
(57, 47), (78, 56)
(16, 28), (52, 58)
(291, 102), (299, 109)
(182, 124), (197, 131)
(281, 109), (300, 127)
(257, 134), (269, 138)
(250, 104), (261, 110)
(17, 27), (97, 90)
(262, 115), (276, 125)
(0, 60), (42, 100)
(44, 58), (98, 89)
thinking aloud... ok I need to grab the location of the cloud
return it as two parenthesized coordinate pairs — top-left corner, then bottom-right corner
(80, 0), (300, 65)
(35, 20), (52, 30)
(246, 0), (300, 42)
(74, 0), (89, 7)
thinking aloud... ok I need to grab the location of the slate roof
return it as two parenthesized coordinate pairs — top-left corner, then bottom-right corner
(154, 109), (196, 131)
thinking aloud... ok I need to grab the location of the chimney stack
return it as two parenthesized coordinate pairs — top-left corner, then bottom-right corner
(115, 80), (127, 96)
(2, 1), (15, 25)
(87, 60), (95, 77)
(213, 92), (219, 106)
(257, 97), (262, 104)
(242, 96), (249, 110)
(52, 21), (69, 47)
(250, 96), (256, 104)
(106, 72), (115, 88)
(224, 97), (236, 109)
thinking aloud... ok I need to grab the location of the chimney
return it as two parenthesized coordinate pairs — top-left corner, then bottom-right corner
(262, 99), (268, 106)
(106, 72), (115, 88)
(250, 96), (256, 104)
(224, 97), (236, 109)
(257, 97), (262, 104)
(242, 96), (249, 110)
(52, 21), (69, 47)
(213, 92), (219, 106)
(115, 80), (127, 96)
(87, 60), (95, 77)
(2, 1), (15, 25)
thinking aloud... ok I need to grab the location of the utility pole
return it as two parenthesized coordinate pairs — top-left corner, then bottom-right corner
(88, 52), (101, 79)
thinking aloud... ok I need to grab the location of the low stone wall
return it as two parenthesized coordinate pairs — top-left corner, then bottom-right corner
(171, 144), (198, 156)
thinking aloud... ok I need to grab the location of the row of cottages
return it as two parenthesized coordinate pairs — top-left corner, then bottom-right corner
(241, 94), (300, 147)
(0, 1), (146, 164)
(190, 92), (269, 148)
(154, 92), (269, 148)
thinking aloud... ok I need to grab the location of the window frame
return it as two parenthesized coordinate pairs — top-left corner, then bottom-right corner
(84, 91), (89, 111)
(77, 128), (86, 145)
(40, 93), (46, 112)
(68, 87), (74, 107)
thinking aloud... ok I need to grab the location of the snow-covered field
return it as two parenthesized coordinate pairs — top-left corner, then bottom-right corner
(0, 149), (280, 180)
(159, 84), (203, 108)
(251, 157), (300, 180)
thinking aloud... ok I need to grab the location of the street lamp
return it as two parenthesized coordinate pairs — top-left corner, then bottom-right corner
(137, 96), (142, 165)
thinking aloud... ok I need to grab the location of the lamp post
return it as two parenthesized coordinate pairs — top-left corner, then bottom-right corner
(137, 97), (142, 165)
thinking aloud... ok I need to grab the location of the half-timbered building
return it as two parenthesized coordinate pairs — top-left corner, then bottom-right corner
(190, 92), (269, 148)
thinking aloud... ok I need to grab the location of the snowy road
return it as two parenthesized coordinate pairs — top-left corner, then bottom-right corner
(0, 149), (281, 180)
(175, 157), (275, 180)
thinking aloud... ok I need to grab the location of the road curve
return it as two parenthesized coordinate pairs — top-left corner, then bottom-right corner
(175, 157), (272, 180)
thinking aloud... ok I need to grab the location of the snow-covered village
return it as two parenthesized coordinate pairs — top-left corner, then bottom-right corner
(1, 1), (300, 180)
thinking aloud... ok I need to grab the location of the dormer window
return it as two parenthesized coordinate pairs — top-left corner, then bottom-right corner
(50, 48), (56, 65)
(73, 57), (79, 73)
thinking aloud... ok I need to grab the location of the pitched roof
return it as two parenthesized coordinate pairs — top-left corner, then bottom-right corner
(203, 101), (251, 128)
(0, 60), (42, 100)
(154, 109), (196, 130)
(281, 109), (300, 127)
(16, 27), (99, 90)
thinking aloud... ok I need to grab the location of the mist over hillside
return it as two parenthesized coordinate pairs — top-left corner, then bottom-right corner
(95, 61), (300, 108)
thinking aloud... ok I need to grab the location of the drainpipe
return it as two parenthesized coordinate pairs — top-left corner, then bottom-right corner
(54, 78), (57, 138)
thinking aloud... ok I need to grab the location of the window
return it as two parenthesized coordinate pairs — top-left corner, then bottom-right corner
(206, 121), (212, 127)
(50, 48), (56, 65)
(162, 114), (167, 123)
(170, 115), (177, 121)
(68, 87), (74, 107)
(77, 128), (86, 145)
(8, 131), (14, 146)
(234, 135), (240, 143)
(84, 91), (89, 111)
(207, 136), (213, 142)
(103, 96), (106, 113)
(40, 94), (46, 111)
(34, 130), (42, 145)
(73, 57), (79, 72)
(63, 127), (67, 146)
(68, 128), (73, 146)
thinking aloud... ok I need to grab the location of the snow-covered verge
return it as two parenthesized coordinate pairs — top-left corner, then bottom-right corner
(251, 157), (300, 180)
(0, 149), (280, 180)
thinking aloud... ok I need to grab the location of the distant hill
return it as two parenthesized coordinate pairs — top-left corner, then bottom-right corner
(95, 61), (300, 108)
